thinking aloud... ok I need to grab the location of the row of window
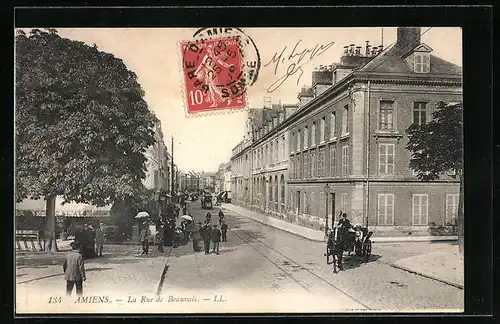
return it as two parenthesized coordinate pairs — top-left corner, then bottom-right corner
(253, 135), (287, 168)
(291, 105), (349, 153)
(286, 191), (459, 226)
(377, 193), (458, 226)
(289, 101), (429, 155)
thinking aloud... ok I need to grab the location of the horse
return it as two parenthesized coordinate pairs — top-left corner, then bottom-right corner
(326, 227), (347, 273)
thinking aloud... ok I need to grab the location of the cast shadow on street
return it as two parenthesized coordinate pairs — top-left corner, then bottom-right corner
(334, 254), (382, 271)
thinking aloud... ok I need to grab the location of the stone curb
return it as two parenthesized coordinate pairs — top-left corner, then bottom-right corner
(223, 205), (458, 244)
(389, 263), (464, 289)
(222, 206), (328, 242)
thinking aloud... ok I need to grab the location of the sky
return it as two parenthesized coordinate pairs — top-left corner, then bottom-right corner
(49, 27), (462, 173)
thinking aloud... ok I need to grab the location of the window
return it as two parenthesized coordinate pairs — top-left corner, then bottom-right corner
(319, 192), (325, 218)
(297, 130), (301, 151)
(304, 152), (310, 178)
(318, 147), (325, 177)
(329, 146), (336, 177)
(342, 145), (349, 176)
(412, 194), (429, 226)
(311, 151), (317, 178)
(330, 112), (336, 139)
(379, 100), (394, 130)
(290, 158), (295, 179)
(320, 117), (326, 142)
(312, 122), (316, 146)
(414, 53), (430, 73)
(270, 142), (273, 164)
(446, 194), (459, 225)
(342, 105), (349, 134)
(413, 102), (427, 125)
(378, 193), (394, 225)
(341, 193), (348, 214)
(304, 192), (310, 214)
(282, 136), (286, 161)
(304, 126), (309, 149)
(280, 176), (285, 212)
(299, 154), (304, 179)
(291, 132), (295, 152)
(379, 143), (395, 175)
(302, 192), (307, 214)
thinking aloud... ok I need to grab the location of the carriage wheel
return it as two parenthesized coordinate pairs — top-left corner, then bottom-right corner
(365, 241), (372, 261)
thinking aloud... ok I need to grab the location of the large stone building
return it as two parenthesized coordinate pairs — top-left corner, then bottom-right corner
(231, 27), (462, 237)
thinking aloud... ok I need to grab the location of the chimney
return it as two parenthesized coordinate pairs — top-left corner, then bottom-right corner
(349, 44), (355, 55)
(365, 41), (371, 56)
(355, 46), (361, 56)
(396, 27), (421, 50)
(343, 46), (349, 55)
(371, 46), (378, 56)
(378, 44), (384, 53)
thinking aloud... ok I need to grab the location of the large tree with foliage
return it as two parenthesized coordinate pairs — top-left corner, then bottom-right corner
(15, 29), (157, 251)
(406, 101), (463, 253)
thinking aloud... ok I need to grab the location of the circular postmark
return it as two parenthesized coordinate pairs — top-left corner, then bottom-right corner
(180, 28), (261, 114)
(192, 28), (261, 86)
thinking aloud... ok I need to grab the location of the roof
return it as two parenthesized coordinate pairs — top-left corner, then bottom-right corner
(356, 43), (462, 75)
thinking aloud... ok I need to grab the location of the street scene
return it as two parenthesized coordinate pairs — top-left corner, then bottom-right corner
(15, 24), (463, 314)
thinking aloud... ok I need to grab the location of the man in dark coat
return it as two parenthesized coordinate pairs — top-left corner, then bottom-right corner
(211, 225), (221, 255)
(63, 243), (86, 296)
(220, 221), (228, 242)
(202, 224), (211, 255)
(218, 210), (224, 225)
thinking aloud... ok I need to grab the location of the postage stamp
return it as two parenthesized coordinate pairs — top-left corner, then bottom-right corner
(181, 37), (246, 114)
(180, 28), (261, 116)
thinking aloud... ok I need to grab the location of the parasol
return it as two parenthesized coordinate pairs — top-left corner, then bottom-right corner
(181, 215), (193, 222)
(135, 211), (150, 219)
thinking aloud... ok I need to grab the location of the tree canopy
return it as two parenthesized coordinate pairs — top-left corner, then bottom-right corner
(406, 101), (463, 181)
(15, 29), (157, 206)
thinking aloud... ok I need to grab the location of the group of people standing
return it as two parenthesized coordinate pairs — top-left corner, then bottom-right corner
(191, 210), (228, 255)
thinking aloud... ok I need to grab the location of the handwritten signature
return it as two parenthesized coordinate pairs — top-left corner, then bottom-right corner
(264, 40), (335, 93)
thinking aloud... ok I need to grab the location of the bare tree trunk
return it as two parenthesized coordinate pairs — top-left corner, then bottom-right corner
(45, 196), (58, 252)
(457, 171), (464, 255)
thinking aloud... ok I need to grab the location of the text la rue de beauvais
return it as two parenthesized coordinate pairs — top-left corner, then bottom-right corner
(73, 295), (199, 303)
(184, 42), (246, 98)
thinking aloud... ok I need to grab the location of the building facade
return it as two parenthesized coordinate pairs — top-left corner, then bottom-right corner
(143, 119), (170, 191)
(286, 27), (462, 236)
(230, 27), (462, 237)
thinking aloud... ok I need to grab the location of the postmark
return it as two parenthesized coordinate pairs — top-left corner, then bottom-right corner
(180, 28), (261, 116)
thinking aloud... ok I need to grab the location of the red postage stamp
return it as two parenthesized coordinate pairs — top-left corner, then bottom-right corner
(181, 37), (247, 115)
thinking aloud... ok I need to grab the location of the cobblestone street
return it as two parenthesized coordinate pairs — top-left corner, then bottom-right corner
(16, 201), (463, 313)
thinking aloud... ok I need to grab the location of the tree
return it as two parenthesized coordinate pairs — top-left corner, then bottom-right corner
(406, 101), (463, 253)
(15, 29), (157, 251)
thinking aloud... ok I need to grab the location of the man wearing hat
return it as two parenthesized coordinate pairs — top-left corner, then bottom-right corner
(63, 242), (86, 296)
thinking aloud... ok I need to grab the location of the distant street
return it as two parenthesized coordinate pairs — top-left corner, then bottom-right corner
(16, 200), (463, 313)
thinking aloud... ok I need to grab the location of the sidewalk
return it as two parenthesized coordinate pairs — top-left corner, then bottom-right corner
(391, 249), (464, 289)
(222, 203), (458, 243)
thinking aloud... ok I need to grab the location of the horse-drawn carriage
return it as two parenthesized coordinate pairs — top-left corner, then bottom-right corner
(201, 194), (213, 209)
(325, 225), (373, 272)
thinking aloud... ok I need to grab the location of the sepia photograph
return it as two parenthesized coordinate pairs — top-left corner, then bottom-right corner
(14, 20), (465, 314)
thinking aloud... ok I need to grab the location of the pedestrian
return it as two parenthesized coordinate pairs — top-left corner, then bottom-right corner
(63, 242), (86, 296)
(211, 225), (221, 255)
(157, 224), (164, 252)
(94, 224), (104, 257)
(221, 221), (228, 242)
(139, 222), (150, 255)
(192, 222), (203, 252)
(202, 224), (211, 255)
(218, 209), (224, 225)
